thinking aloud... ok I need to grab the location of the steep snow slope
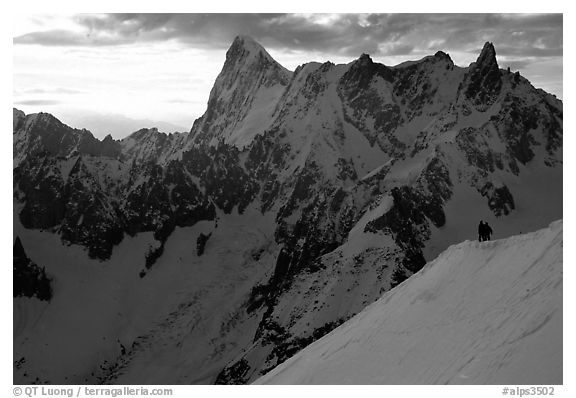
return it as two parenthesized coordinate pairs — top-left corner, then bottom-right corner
(103, 206), (280, 384)
(13, 204), (279, 384)
(256, 221), (562, 385)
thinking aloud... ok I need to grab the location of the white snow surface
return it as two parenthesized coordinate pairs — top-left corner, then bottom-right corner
(256, 220), (562, 385)
(225, 84), (285, 148)
(13, 203), (280, 384)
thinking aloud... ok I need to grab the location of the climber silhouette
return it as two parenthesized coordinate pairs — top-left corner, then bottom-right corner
(484, 222), (493, 241)
(478, 221), (493, 242)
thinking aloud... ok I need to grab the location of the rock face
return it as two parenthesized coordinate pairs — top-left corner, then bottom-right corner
(13, 237), (52, 301)
(462, 42), (502, 110)
(13, 37), (562, 384)
(188, 35), (292, 148)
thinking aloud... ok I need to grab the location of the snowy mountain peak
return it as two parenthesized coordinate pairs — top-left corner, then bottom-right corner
(127, 127), (160, 140)
(187, 36), (292, 147)
(344, 52), (394, 85)
(461, 41), (502, 109)
(230, 35), (264, 54)
(224, 35), (287, 74)
(120, 127), (188, 165)
(476, 41), (498, 70)
(13, 110), (123, 168)
(357, 53), (373, 64)
(433, 50), (453, 64)
(28, 111), (60, 127)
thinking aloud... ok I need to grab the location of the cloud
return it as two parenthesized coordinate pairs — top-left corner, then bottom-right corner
(495, 46), (563, 57)
(498, 59), (534, 71)
(165, 98), (202, 105)
(13, 13), (560, 61)
(434, 14), (562, 56)
(15, 99), (61, 106)
(14, 29), (124, 46)
(19, 87), (85, 95)
(384, 43), (415, 56)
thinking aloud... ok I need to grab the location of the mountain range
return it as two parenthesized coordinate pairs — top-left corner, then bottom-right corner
(13, 35), (562, 384)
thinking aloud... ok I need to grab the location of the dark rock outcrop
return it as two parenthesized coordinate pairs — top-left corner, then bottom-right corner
(13, 237), (52, 301)
(196, 232), (211, 256)
(461, 42), (502, 110)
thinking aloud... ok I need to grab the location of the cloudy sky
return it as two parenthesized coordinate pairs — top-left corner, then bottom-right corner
(13, 13), (563, 138)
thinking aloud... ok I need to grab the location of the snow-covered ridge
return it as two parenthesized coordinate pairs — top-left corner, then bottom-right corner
(256, 221), (563, 384)
(13, 109), (188, 168)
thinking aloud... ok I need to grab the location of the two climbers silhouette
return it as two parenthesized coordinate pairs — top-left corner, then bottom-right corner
(478, 220), (493, 242)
